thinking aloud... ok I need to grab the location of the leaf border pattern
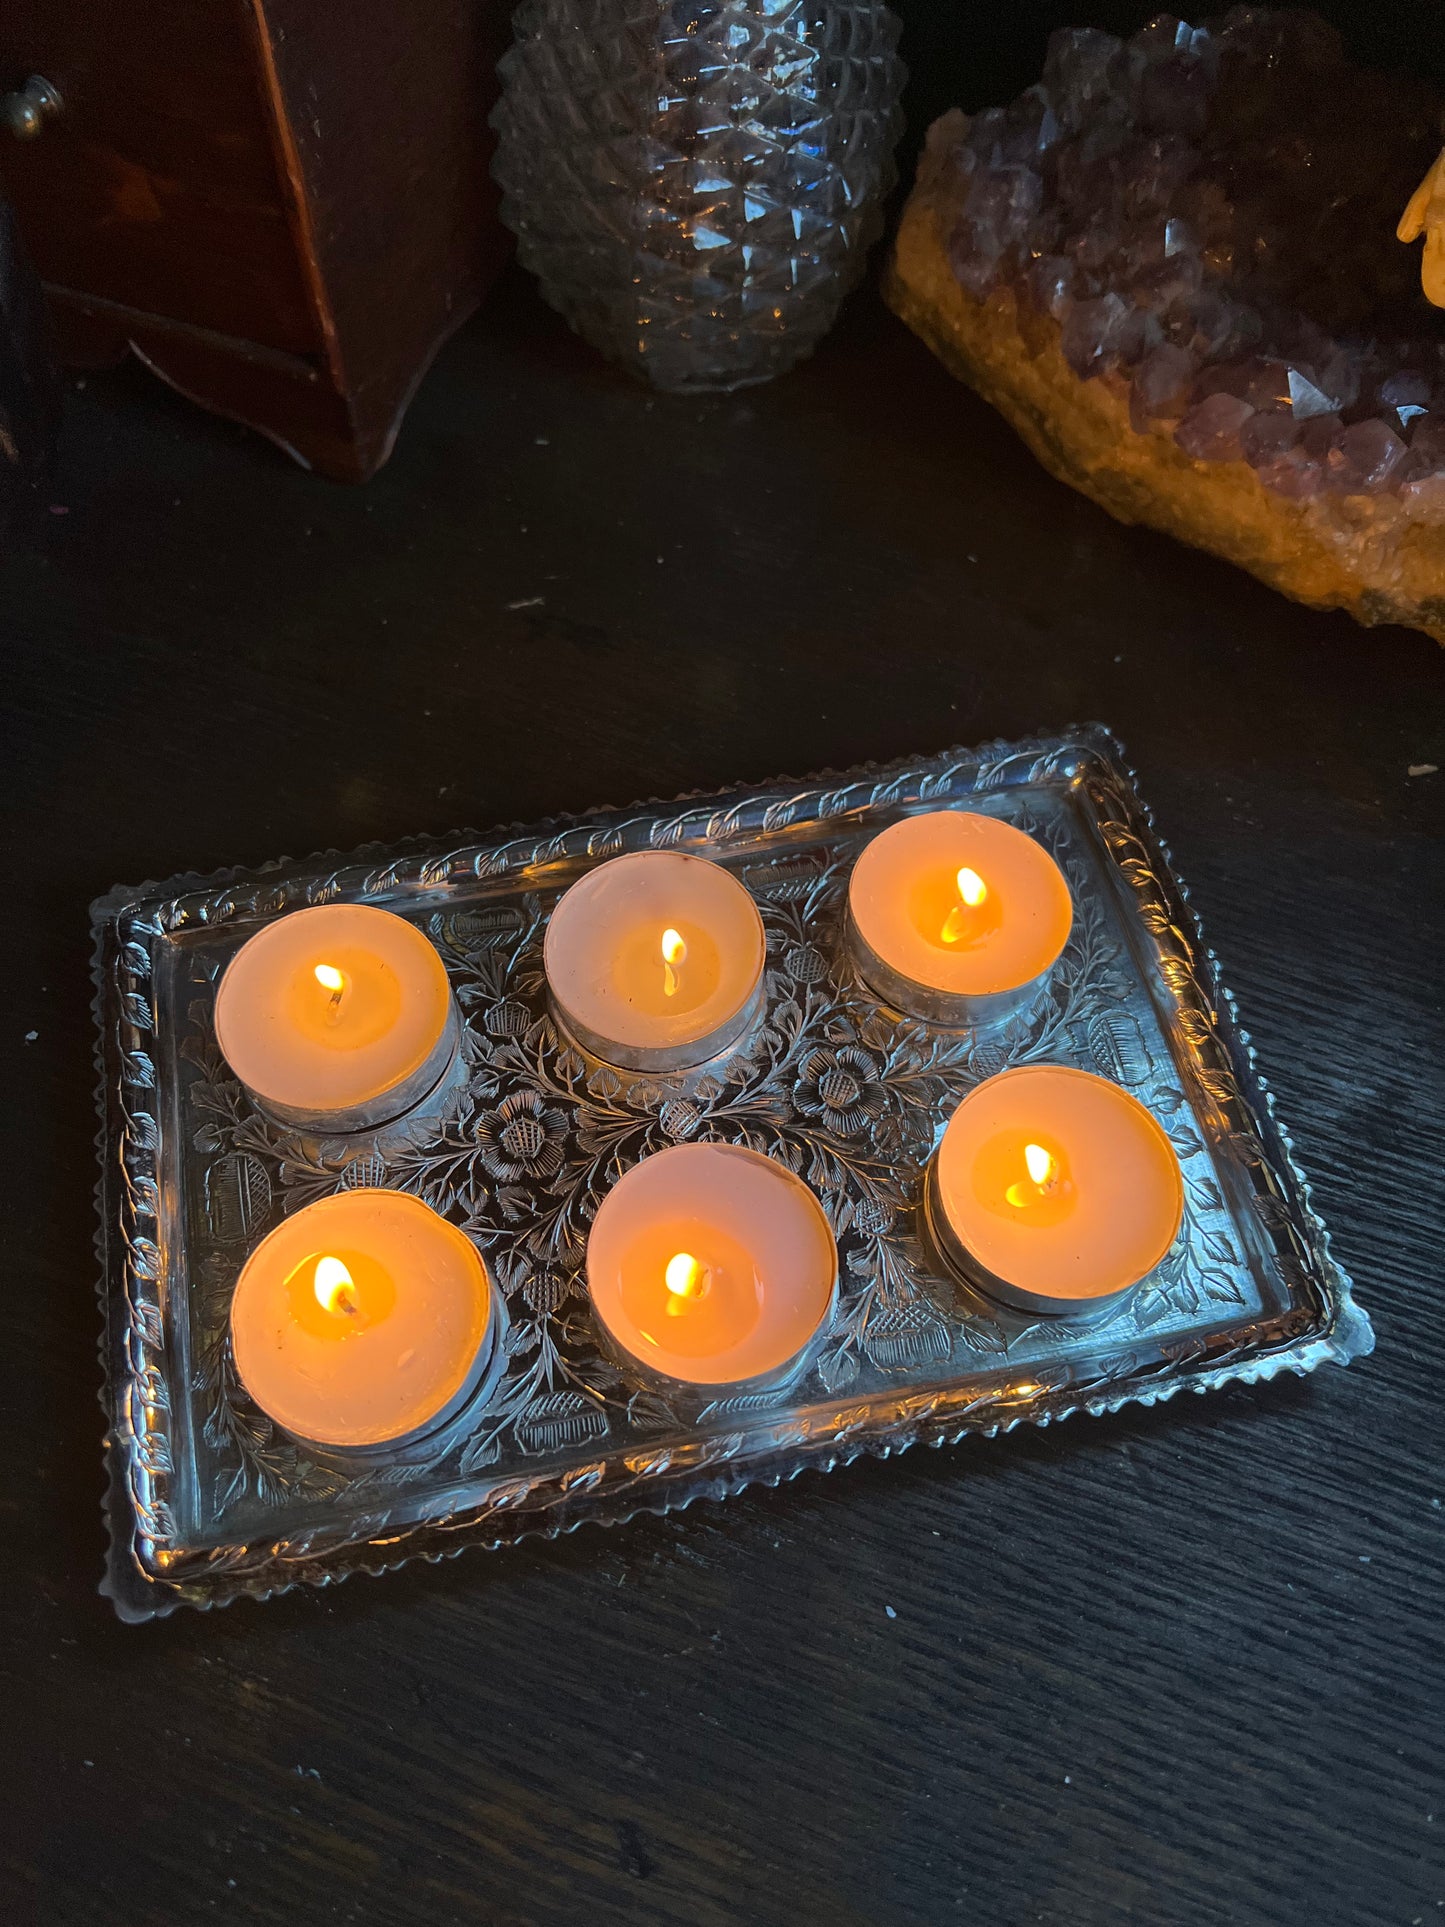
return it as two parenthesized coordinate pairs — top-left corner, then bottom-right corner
(90, 727), (1372, 1620)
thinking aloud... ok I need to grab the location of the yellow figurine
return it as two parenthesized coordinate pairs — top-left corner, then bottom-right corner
(1398, 146), (1445, 307)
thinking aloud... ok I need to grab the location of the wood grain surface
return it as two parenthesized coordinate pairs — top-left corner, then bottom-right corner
(2, 226), (1442, 1927)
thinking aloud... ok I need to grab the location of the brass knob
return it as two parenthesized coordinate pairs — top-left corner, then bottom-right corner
(2, 75), (62, 140)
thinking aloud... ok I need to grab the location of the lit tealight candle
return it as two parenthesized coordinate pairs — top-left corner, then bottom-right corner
(215, 904), (459, 1132)
(230, 1188), (495, 1451)
(586, 1142), (837, 1385)
(846, 811), (1072, 1026)
(545, 852), (766, 1071)
(925, 1065), (1183, 1318)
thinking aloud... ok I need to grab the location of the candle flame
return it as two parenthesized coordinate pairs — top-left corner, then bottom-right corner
(664, 1251), (708, 1299)
(941, 868), (989, 944)
(661, 926), (687, 998)
(313, 1254), (359, 1316)
(1024, 1142), (1055, 1186)
(1006, 1142), (1059, 1209)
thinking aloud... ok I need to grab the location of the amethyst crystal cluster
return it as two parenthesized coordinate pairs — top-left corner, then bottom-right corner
(937, 9), (1445, 503)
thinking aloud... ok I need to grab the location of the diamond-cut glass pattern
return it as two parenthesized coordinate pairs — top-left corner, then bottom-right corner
(492, 0), (905, 390)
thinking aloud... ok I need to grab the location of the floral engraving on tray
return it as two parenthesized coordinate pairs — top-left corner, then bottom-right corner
(91, 729), (1370, 1617)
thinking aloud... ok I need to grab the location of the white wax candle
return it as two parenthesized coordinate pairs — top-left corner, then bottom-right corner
(586, 1142), (837, 1385)
(545, 852), (766, 1070)
(215, 904), (457, 1131)
(928, 1065), (1183, 1316)
(230, 1188), (494, 1450)
(848, 811), (1073, 1023)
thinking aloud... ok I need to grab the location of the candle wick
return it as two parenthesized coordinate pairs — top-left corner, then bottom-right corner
(313, 963), (347, 1019)
(314, 1254), (360, 1317)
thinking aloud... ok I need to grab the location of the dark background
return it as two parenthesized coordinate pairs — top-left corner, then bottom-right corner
(3, 3), (1443, 1923)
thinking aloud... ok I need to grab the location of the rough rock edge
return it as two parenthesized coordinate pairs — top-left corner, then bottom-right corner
(884, 110), (1445, 645)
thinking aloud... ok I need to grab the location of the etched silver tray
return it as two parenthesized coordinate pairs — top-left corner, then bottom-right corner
(91, 727), (1372, 1620)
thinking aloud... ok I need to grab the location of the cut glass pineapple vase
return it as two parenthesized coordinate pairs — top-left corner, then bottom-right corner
(492, 0), (905, 392)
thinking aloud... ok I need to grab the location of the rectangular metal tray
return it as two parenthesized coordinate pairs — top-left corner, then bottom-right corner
(91, 726), (1371, 1620)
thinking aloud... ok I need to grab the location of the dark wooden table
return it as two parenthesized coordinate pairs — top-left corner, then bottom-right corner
(3, 259), (1442, 1926)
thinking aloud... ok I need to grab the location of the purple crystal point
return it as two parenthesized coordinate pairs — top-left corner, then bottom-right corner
(947, 221), (1002, 301)
(1175, 390), (1254, 459)
(966, 106), (1009, 163)
(1055, 124), (1128, 218)
(1002, 85), (1060, 162)
(1138, 31), (1216, 137)
(1061, 292), (1130, 378)
(1378, 371), (1432, 432)
(1064, 210), (1121, 275)
(1117, 212), (1194, 276)
(1239, 409), (1300, 466)
(1168, 291), (1255, 362)
(1026, 253), (1075, 320)
(1299, 414), (1342, 459)
(967, 165), (1044, 245)
(1043, 29), (1129, 133)
(949, 158), (1044, 295)
(1256, 406), (1338, 494)
(1326, 419), (1406, 494)
(1197, 356), (1291, 410)
(1130, 341), (1194, 428)
(1257, 446), (1324, 500)
(1380, 371), (1431, 411)
(1398, 419), (1445, 500)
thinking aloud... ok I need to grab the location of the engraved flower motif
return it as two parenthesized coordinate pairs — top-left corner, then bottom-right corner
(473, 1090), (569, 1181)
(337, 1152), (389, 1190)
(791, 1045), (887, 1137)
(783, 941), (830, 984)
(522, 1266), (575, 1316)
(851, 1195), (895, 1238)
(611, 1086), (711, 1152)
(483, 998), (533, 1039)
(657, 1096), (702, 1142)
